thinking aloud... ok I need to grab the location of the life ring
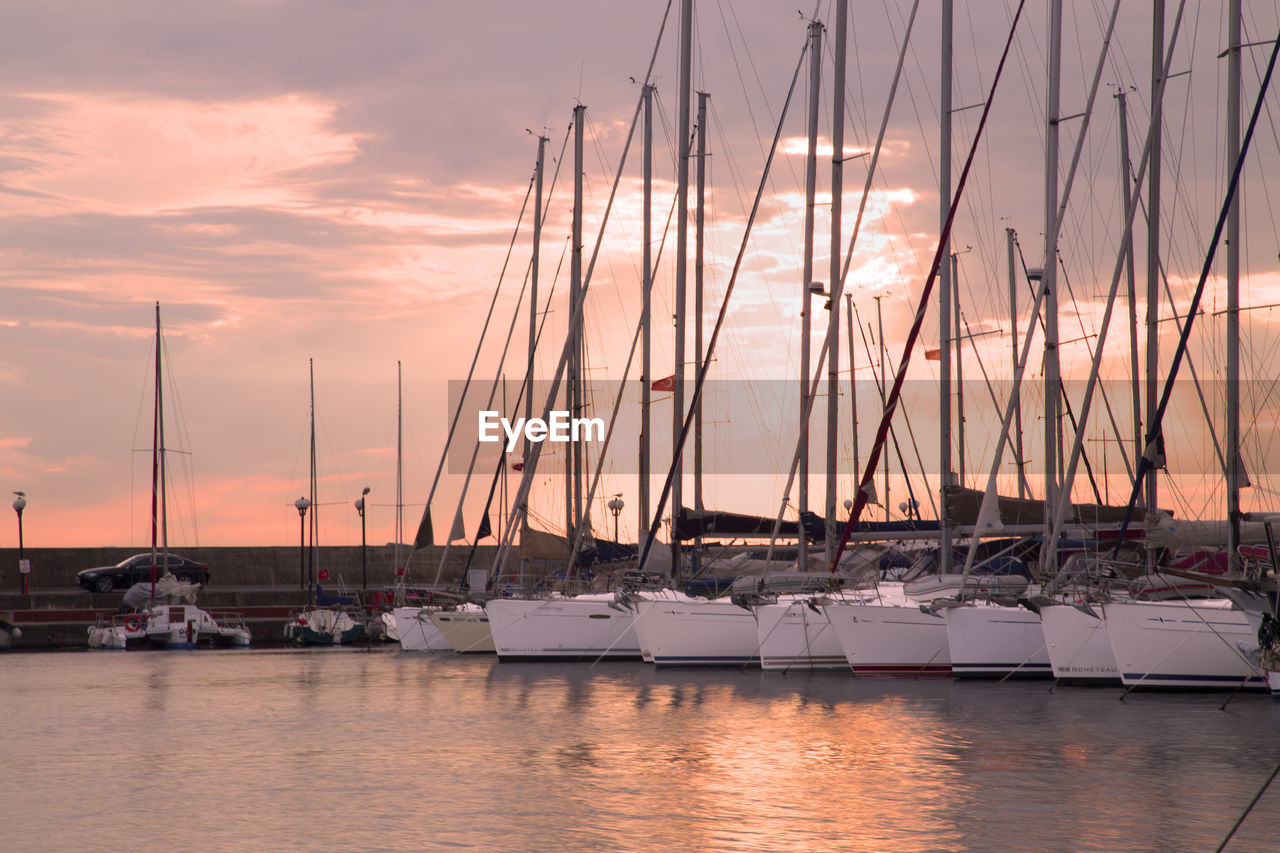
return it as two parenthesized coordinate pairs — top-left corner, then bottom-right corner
(124, 613), (143, 632)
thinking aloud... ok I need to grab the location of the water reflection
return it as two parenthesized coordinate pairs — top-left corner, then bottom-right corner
(4, 649), (1279, 852)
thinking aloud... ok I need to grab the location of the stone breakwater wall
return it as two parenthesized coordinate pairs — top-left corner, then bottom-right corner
(0, 545), (500, 649)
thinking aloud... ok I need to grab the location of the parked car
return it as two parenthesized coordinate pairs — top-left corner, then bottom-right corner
(77, 553), (210, 593)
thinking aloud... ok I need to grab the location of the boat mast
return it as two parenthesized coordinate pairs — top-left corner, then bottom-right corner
(953, 252), (964, 488)
(694, 90), (708, 547)
(1226, 0), (1241, 572)
(671, 0), (691, 579)
(640, 85), (653, 552)
(825, 0), (847, 569)
(1042, 0), (1063, 577)
(309, 358), (317, 602)
(1145, 0), (1164, 566)
(151, 302), (162, 598)
(938, 0), (954, 573)
(1007, 228), (1027, 498)
(396, 360), (403, 573)
(1115, 91), (1143, 497)
(567, 104), (585, 563)
(799, 17), (822, 571)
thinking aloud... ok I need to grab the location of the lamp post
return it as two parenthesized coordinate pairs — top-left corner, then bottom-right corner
(607, 494), (624, 543)
(294, 496), (311, 593)
(355, 487), (370, 594)
(13, 491), (27, 595)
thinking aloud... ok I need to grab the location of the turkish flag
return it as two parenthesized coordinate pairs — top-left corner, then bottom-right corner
(651, 374), (675, 391)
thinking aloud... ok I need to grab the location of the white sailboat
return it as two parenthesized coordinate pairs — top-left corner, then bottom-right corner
(89, 304), (250, 651)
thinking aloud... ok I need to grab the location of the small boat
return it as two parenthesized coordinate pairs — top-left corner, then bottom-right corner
(284, 605), (366, 646)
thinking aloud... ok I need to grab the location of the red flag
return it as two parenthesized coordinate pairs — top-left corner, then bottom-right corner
(511, 460), (525, 471)
(924, 348), (941, 361)
(318, 569), (330, 581)
(651, 374), (675, 392)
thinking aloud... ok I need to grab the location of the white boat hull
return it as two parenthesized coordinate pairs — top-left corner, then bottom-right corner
(634, 598), (760, 667)
(392, 606), (451, 651)
(1103, 600), (1265, 690)
(825, 602), (951, 677)
(1040, 603), (1120, 684)
(429, 606), (495, 654)
(487, 595), (640, 661)
(755, 596), (863, 671)
(944, 603), (1051, 679)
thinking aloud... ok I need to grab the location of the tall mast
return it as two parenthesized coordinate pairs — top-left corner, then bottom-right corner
(309, 357), (317, 602)
(671, 0), (691, 577)
(396, 360), (403, 571)
(938, 0), (954, 572)
(151, 302), (162, 597)
(1226, 0), (1242, 572)
(877, 296), (889, 521)
(1007, 228), (1027, 498)
(568, 104), (585, 561)
(825, 0), (848, 569)
(1116, 92), (1143, 493)
(1145, 0), (1164, 553)
(799, 18), (822, 570)
(846, 292), (858, 485)
(953, 252), (964, 488)
(528, 135), (546, 456)
(1042, 0), (1063, 576)
(695, 90), (708, 524)
(640, 85), (654, 549)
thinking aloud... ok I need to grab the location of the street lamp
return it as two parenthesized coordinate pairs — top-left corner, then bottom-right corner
(607, 494), (624, 543)
(294, 496), (311, 593)
(12, 491), (27, 595)
(355, 487), (370, 594)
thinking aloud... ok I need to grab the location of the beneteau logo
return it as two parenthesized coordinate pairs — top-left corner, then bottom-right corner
(478, 410), (605, 453)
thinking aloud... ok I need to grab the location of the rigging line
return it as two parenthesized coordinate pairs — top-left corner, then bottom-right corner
(1011, 237), (1103, 504)
(1111, 21), (1280, 556)
(851, 299), (934, 522)
(494, 27), (670, 578)
(762, 0), (926, 558)
(831, 0), (1028, 572)
(636, 28), (810, 575)
(1055, 255), (1135, 484)
(403, 144), (540, 573)
(566, 177), (685, 573)
(760, 0), (925, 562)
(1215, 759), (1280, 852)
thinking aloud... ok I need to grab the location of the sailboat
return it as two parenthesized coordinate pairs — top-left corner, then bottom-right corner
(87, 304), (250, 651)
(282, 359), (368, 646)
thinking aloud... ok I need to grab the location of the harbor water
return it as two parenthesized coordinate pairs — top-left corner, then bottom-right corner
(4, 648), (1279, 852)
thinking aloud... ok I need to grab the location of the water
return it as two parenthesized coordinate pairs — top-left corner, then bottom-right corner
(4, 648), (1278, 852)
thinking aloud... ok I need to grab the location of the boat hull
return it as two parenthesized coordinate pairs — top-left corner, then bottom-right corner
(636, 598), (759, 667)
(429, 606), (495, 654)
(392, 606), (451, 651)
(487, 596), (641, 662)
(825, 602), (951, 677)
(754, 600), (847, 671)
(944, 603), (1052, 679)
(1040, 603), (1120, 685)
(1103, 600), (1265, 690)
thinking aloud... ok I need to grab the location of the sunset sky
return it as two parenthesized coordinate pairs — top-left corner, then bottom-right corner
(3, 1), (1279, 554)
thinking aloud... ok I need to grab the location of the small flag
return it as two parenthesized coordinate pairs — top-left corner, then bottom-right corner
(412, 507), (434, 549)
(318, 569), (330, 581)
(651, 374), (675, 392)
(925, 348), (941, 361)
(512, 460), (525, 472)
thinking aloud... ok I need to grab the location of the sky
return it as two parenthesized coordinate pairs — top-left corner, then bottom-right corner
(3, 1), (1280, 552)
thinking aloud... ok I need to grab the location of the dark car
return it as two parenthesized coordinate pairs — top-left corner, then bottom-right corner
(77, 553), (210, 593)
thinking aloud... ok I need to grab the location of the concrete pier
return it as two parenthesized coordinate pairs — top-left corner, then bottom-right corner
(0, 545), (495, 649)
